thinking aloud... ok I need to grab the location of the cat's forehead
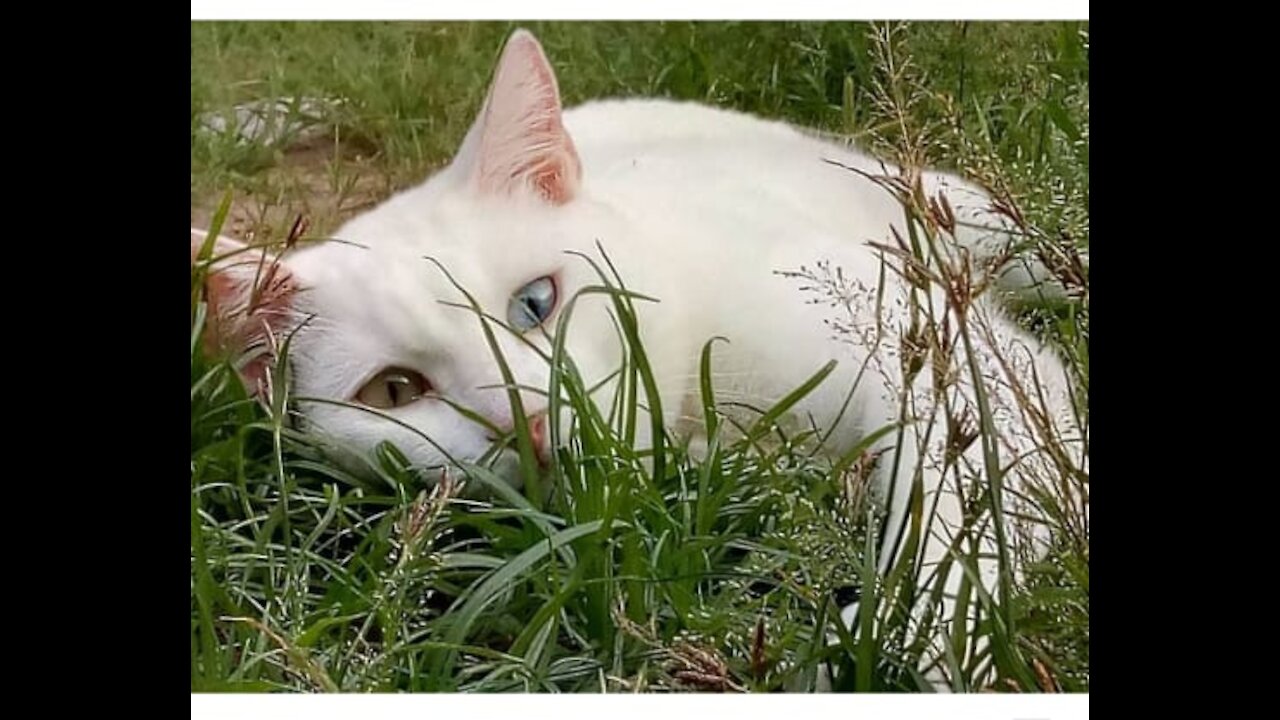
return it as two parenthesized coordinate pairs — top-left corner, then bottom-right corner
(292, 239), (472, 311)
(315, 182), (566, 259)
(291, 230), (552, 351)
(283, 242), (468, 369)
(285, 179), (585, 327)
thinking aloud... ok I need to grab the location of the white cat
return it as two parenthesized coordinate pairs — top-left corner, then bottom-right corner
(193, 29), (1086, 689)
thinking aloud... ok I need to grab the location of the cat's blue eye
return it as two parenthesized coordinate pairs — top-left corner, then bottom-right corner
(508, 276), (557, 331)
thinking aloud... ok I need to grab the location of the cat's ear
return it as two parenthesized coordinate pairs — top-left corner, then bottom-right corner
(191, 229), (298, 394)
(454, 29), (582, 205)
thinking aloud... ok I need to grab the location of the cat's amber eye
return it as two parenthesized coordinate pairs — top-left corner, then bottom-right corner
(354, 368), (431, 409)
(508, 276), (557, 332)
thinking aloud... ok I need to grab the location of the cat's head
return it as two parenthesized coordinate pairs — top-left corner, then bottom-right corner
(193, 29), (624, 484)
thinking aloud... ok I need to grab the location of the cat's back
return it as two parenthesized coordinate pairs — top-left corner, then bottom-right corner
(562, 98), (879, 174)
(563, 98), (1004, 265)
(560, 98), (923, 251)
(564, 98), (813, 147)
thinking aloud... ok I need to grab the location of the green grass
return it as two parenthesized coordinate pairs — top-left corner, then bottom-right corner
(191, 21), (1089, 693)
(191, 21), (1087, 243)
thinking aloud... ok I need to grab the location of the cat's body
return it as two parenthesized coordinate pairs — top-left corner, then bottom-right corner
(195, 30), (1085, 689)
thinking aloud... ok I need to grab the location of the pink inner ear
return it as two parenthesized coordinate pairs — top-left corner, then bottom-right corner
(472, 30), (582, 205)
(192, 229), (297, 394)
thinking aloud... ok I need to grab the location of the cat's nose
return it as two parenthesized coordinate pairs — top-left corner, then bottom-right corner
(527, 413), (550, 464)
(490, 412), (551, 465)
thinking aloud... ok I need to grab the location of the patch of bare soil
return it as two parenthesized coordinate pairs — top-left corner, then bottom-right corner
(191, 136), (406, 245)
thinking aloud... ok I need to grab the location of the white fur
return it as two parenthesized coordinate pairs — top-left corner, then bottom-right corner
(216, 30), (1086, 690)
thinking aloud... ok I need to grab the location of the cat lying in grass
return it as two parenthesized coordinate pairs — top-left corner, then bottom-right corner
(192, 28), (1086, 690)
